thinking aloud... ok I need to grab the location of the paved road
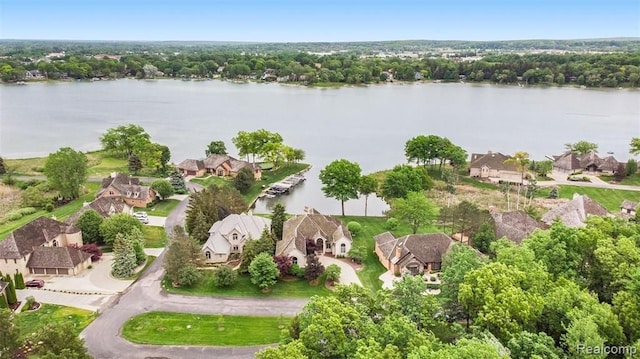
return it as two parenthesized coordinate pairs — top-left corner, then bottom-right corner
(538, 171), (640, 192)
(81, 184), (307, 359)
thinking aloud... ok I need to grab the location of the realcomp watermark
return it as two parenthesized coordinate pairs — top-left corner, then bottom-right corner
(577, 344), (637, 356)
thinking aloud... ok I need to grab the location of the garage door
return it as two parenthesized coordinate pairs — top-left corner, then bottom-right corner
(45, 268), (56, 274)
(58, 268), (69, 275)
(33, 268), (45, 274)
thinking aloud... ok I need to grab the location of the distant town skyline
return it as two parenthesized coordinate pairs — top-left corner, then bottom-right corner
(1, 0), (639, 42)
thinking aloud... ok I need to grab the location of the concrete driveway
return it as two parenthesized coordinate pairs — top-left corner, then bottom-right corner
(145, 216), (166, 226)
(319, 256), (362, 286)
(16, 289), (111, 312)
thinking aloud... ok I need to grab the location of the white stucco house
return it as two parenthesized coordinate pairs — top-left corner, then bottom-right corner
(201, 214), (271, 263)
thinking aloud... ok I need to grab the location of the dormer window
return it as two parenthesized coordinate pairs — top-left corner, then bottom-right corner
(232, 233), (238, 240)
(52, 240), (59, 247)
(134, 192), (139, 198)
(126, 191), (132, 197)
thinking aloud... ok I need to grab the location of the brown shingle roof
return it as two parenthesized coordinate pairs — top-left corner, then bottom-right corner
(491, 210), (547, 245)
(66, 197), (130, 224)
(27, 246), (91, 269)
(276, 210), (352, 256)
(0, 281), (7, 293)
(553, 152), (582, 171)
(541, 194), (609, 227)
(203, 154), (232, 169)
(469, 152), (518, 172)
(374, 232), (396, 259)
(177, 159), (205, 172)
(97, 173), (153, 201)
(621, 200), (639, 211)
(378, 233), (454, 267)
(598, 156), (619, 172)
(0, 217), (80, 259)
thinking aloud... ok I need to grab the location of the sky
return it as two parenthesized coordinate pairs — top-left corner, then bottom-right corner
(1, 0), (639, 42)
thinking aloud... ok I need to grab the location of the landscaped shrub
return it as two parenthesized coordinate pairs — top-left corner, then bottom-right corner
(289, 264), (305, 278)
(426, 283), (440, 290)
(13, 271), (25, 289)
(385, 218), (400, 231)
(273, 255), (293, 277)
(548, 187), (559, 199)
(21, 296), (36, 312)
(348, 245), (366, 264)
(178, 264), (201, 287)
(325, 264), (341, 284)
(80, 243), (103, 262)
(347, 221), (362, 237)
(213, 265), (238, 288)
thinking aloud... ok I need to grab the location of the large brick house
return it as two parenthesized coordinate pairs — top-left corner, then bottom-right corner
(0, 217), (91, 276)
(96, 173), (156, 207)
(177, 154), (262, 180)
(468, 151), (522, 183)
(374, 232), (454, 275)
(202, 214), (271, 263)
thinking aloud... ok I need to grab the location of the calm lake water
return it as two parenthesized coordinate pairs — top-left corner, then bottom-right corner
(1, 80), (638, 215)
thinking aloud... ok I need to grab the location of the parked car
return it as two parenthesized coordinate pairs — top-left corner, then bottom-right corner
(25, 279), (45, 288)
(133, 212), (149, 224)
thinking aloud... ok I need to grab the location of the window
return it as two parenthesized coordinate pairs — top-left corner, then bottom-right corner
(205, 251), (211, 259)
(217, 169), (224, 176)
(326, 242), (331, 249)
(232, 233), (238, 240)
(340, 243), (346, 253)
(233, 245), (239, 251)
(52, 239), (59, 247)
(292, 257), (298, 264)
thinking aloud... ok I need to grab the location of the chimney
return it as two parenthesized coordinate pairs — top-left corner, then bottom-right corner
(395, 240), (403, 259)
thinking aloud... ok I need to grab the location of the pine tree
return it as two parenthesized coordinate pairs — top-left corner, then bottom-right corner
(190, 210), (211, 243)
(129, 228), (147, 265)
(0, 294), (7, 308)
(0, 156), (6, 175)
(13, 271), (25, 290)
(271, 202), (286, 241)
(111, 234), (137, 278)
(4, 274), (17, 305)
(128, 154), (143, 175)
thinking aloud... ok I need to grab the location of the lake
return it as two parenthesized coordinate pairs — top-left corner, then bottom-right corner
(1, 80), (638, 215)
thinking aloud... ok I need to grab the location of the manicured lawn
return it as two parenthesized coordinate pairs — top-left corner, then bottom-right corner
(14, 304), (96, 340)
(85, 152), (128, 177)
(122, 312), (289, 346)
(458, 176), (500, 190)
(554, 185), (640, 212)
(0, 182), (99, 239)
(190, 175), (229, 188)
(340, 216), (439, 291)
(127, 256), (157, 280)
(601, 173), (640, 186)
(163, 270), (331, 298)
(135, 199), (181, 217)
(142, 226), (168, 248)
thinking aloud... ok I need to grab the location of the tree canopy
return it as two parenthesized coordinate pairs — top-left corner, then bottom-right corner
(390, 191), (437, 234)
(319, 159), (362, 216)
(381, 165), (432, 200)
(206, 140), (227, 156)
(43, 147), (88, 200)
(564, 140), (598, 155)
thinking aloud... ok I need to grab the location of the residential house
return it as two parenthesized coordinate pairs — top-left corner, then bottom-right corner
(275, 208), (352, 267)
(24, 70), (45, 80)
(541, 194), (609, 227)
(65, 197), (133, 225)
(374, 232), (454, 275)
(490, 209), (547, 245)
(202, 214), (271, 263)
(96, 173), (156, 207)
(620, 200), (639, 218)
(0, 217), (91, 276)
(177, 154), (262, 180)
(468, 151), (522, 183)
(552, 151), (621, 175)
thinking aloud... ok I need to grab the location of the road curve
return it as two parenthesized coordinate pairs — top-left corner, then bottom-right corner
(81, 186), (307, 359)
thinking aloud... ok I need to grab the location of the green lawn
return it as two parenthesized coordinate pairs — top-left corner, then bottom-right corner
(142, 226), (168, 248)
(163, 270), (331, 298)
(340, 216), (439, 291)
(135, 199), (181, 217)
(0, 182), (99, 239)
(190, 175), (229, 188)
(458, 176), (500, 190)
(122, 312), (289, 346)
(14, 304), (96, 340)
(601, 173), (640, 186)
(553, 185), (640, 212)
(127, 255), (157, 280)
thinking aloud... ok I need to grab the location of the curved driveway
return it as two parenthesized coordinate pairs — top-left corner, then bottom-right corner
(81, 184), (308, 359)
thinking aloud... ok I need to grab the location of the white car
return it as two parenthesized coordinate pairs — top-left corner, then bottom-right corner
(133, 212), (149, 224)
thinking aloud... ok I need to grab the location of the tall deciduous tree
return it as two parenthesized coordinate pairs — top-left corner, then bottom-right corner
(249, 252), (279, 292)
(75, 210), (104, 244)
(33, 322), (92, 359)
(564, 140), (598, 155)
(381, 165), (432, 200)
(100, 124), (151, 158)
(43, 147), (88, 200)
(206, 140), (228, 156)
(163, 226), (205, 285)
(440, 243), (484, 319)
(185, 185), (246, 239)
(319, 159), (362, 216)
(631, 137), (640, 156)
(391, 191), (437, 234)
(270, 202), (286, 241)
(99, 213), (143, 246)
(233, 167), (255, 193)
(150, 179), (174, 200)
(358, 175), (378, 217)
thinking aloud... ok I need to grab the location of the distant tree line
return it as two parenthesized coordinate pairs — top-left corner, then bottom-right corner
(2, 47), (640, 87)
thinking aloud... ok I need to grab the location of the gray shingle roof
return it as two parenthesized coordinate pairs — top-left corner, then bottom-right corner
(621, 200), (639, 211)
(202, 214), (271, 254)
(177, 159), (205, 172)
(66, 197), (130, 224)
(26, 246), (92, 269)
(0, 217), (80, 259)
(0, 281), (7, 292)
(491, 210), (546, 245)
(541, 194), (609, 227)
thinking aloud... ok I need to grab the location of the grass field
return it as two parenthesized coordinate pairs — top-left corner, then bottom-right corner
(0, 182), (99, 239)
(190, 175), (229, 188)
(552, 185), (640, 212)
(122, 312), (289, 346)
(163, 270), (331, 298)
(601, 173), (640, 186)
(135, 199), (181, 217)
(14, 304), (96, 340)
(127, 256), (157, 280)
(142, 226), (168, 248)
(340, 216), (439, 291)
